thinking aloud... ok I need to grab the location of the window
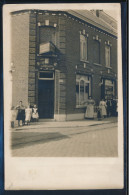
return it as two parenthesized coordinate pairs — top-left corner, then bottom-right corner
(39, 27), (57, 46)
(80, 34), (88, 61)
(93, 40), (100, 64)
(76, 75), (91, 106)
(45, 58), (49, 64)
(105, 45), (111, 67)
(101, 79), (115, 100)
(45, 20), (49, 26)
(104, 79), (115, 99)
(39, 71), (54, 80)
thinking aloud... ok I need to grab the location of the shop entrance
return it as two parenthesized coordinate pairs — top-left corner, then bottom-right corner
(38, 74), (54, 118)
(101, 79), (115, 100)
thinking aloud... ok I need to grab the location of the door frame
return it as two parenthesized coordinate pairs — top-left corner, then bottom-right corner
(38, 71), (55, 119)
(38, 71), (54, 80)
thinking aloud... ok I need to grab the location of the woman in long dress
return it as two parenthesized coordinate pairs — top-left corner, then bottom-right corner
(85, 96), (95, 119)
(25, 104), (32, 125)
(99, 99), (107, 118)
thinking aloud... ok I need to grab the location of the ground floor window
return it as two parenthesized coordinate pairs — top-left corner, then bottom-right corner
(101, 79), (115, 100)
(76, 74), (91, 106)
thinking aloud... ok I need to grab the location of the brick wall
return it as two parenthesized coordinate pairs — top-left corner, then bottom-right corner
(35, 12), (67, 113)
(28, 12), (37, 105)
(65, 14), (117, 114)
(11, 13), (29, 107)
(11, 10), (117, 118)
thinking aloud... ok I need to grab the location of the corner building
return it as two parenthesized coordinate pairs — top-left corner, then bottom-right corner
(11, 10), (118, 121)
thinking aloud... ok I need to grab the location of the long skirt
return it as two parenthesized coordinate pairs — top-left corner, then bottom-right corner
(85, 105), (94, 118)
(99, 106), (107, 116)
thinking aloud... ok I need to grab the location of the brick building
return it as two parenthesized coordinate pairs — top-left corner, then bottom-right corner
(11, 9), (118, 121)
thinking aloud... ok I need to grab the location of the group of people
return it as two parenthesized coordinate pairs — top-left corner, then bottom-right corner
(15, 101), (39, 126)
(84, 97), (118, 120)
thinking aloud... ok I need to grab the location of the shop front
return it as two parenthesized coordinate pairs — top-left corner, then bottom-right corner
(101, 78), (116, 100)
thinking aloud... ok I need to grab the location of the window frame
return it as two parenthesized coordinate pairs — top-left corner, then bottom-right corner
(80, 34), (88, 62)
(105, 44), (111, 68)
(93, 40), (101, 65)
(76, 75), (91, 108)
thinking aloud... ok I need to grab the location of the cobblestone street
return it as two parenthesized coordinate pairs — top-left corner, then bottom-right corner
(11, 117), (118, 157)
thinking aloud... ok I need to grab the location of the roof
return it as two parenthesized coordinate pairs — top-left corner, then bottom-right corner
(11, 9), (117, 37)
(67, 10), (117, 36)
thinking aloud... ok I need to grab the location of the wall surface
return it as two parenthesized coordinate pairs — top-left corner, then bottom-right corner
(11, 13), (29, 107)
(11, 10), (117, 120)
(65, 13), (117, 115)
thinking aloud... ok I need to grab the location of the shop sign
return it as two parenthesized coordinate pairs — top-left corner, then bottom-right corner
(39, 42), (50, 54)
(105, 79), (113, 86)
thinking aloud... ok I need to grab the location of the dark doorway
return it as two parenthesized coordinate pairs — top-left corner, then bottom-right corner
(38, 80), (54, 118)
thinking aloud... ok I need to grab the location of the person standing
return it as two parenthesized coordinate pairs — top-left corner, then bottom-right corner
(25, 103), (32, 125)
(99, 99), (107, 118)
(111, 98), (117, 116)
(15, 101), (25, 126)
(106, 99), (112, 117)
(32, 104), (39, 122)
(85, 96), (95, 119)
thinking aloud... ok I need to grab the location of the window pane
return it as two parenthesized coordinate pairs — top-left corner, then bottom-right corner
(76, 82), (79, 105)
(105, 45), (110, 67)
(80, 35), (87, 61)
(80, 40), (83, 60)
(93, 41), (100, 64)
(84, 83), (89, 100)
(76, 75), (91, 106)
(80, 80), (84, 104)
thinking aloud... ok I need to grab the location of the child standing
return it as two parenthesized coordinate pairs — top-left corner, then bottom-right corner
(25, 104), (32, 125)
(32, 104), (39, 122)
(99, 99), (107, 118)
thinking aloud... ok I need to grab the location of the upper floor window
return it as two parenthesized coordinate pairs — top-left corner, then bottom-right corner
(105, 45), (111, 67)
(80, 34), (88, 62)
(39, 26), (57, 46)
(93, 40), (100, 64)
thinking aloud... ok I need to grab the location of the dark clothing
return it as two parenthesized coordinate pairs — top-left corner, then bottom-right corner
(16, 109), (25, 121)
(97, 108), (101, 120)
(16, 105), (25, 123)
(111, 99), (117, 116)
(106, 100), (112, 117)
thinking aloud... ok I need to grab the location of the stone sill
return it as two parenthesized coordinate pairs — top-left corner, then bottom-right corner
(76, 105), (86, 109)
(80, 60), (90, 64)
(105, 66), (112, 69)
(93, 63), (102, 67)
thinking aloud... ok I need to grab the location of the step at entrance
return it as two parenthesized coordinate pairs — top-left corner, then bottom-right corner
(39, 119), (56, 122)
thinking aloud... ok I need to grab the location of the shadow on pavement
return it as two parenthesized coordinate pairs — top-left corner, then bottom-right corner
(11, 132), (69, 149)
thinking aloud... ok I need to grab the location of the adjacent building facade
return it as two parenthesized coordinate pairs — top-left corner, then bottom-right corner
(11, 9), (118, 121)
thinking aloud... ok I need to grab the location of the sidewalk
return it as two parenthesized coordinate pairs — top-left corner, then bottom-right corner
(12, 117), (118, 131)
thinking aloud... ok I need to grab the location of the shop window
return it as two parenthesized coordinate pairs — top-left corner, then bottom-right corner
(93, 40), (100, 64)
(105, 45), (111, 67)
(102, 79), (115, 100)
(76, 75), (91, 106)
(80, 34), (88, 61)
